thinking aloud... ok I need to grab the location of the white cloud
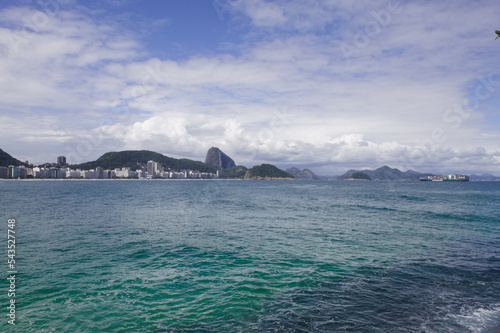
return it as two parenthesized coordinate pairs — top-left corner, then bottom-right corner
(242, 0), (286, 27)
(0, 6), (140, 112)
(0, 0), (499, 175)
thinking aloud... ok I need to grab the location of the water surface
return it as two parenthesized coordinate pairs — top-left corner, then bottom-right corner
(1, 180), (499, 332)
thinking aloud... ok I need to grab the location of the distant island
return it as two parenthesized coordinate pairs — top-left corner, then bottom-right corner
(244, 164), (294, 180)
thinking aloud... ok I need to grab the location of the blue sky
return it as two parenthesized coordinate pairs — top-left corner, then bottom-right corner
(0, 0), (499, 175)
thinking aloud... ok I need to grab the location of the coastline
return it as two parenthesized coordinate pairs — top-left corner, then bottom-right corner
(0, 178), (290, 181)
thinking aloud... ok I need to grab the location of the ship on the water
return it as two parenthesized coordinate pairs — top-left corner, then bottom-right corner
(420, 174), (469, 181)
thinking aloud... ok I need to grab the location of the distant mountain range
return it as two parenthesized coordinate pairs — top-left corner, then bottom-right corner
(337, 166), (433, 181)
(286, 167), (321, 180)
(468, 173), (500, 181)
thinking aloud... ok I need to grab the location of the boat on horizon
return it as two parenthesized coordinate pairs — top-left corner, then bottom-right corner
(420, 174), (469, 181)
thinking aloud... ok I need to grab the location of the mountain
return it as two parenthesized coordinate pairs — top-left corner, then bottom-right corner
(345, 172), (371, 180)
(338, 165), (432, 181)
(469, 173), (500, 181)
(286, 167), (321, 180)
(219, 165), (248, 179)
(0, 148), (25, 167)
(71, 150), (217, 173)
(204, 147), (236, 169)
(244, 164), (294, 179)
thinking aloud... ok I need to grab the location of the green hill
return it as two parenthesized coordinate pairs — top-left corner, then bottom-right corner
(0, 149), (25, 167)
(71, 150), (217, 173)
(220, 165), (248, 179)
(244, 164), (294, 179)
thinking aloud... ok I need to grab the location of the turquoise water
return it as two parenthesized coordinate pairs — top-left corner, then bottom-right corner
(1, 180), (499, 332)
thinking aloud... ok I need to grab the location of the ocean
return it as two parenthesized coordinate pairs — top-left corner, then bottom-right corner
(1, 180), (499, 332)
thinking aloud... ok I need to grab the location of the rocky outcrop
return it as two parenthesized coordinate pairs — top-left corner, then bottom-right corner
(204, 147), (236, 170)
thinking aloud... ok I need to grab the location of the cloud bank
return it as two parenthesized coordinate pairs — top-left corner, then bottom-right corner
(0, 0), (499, 175)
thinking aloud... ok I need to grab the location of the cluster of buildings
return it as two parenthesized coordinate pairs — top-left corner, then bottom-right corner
(0, 157), (221, 180)
(143, 160), (219, 179)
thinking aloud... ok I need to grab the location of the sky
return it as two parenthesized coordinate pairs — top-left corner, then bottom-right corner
(0, 0), (499, 175)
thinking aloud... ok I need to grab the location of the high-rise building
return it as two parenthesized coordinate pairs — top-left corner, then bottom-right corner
(147, 160), (159, 178)
(96, 167), (104, 179)
(57, 156), (67, 165)
(8, 166), (17, 178)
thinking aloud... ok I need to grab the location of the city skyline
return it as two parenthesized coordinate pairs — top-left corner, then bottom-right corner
(0, 1), (499, 175)
(2, 150), (498, 180)
(0, 158), (219, 180)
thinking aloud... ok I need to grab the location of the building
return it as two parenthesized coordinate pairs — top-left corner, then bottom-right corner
(17, 166), (28, 179)
(0, 167), (8, 179)
(32, 167), (40, 178)
(96, 167), (104, 179)
(49, 168), (61, 179)
(66, 170), (83, 178)
(59, 168), (68, 178)
(115, 168), (137, 178)
(8, 166), (17, 178)
(82, 170), (96, 179)
(93, 168), (113, 179)
(147, 160), (160, 178)
(33, 167), (51, 178)
(170, 171), (186, 179)
(57, 156), (67, 165)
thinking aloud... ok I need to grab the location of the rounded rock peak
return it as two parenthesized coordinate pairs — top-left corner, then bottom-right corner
(204, 147), (236, 170)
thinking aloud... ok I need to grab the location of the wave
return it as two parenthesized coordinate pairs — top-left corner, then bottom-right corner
(348, 203), (401, 213)
(450, 304), (500, 333)
(400, 195), (427, 202)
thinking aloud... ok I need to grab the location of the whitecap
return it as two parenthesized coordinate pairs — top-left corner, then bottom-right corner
(452, 305), (500, 333)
